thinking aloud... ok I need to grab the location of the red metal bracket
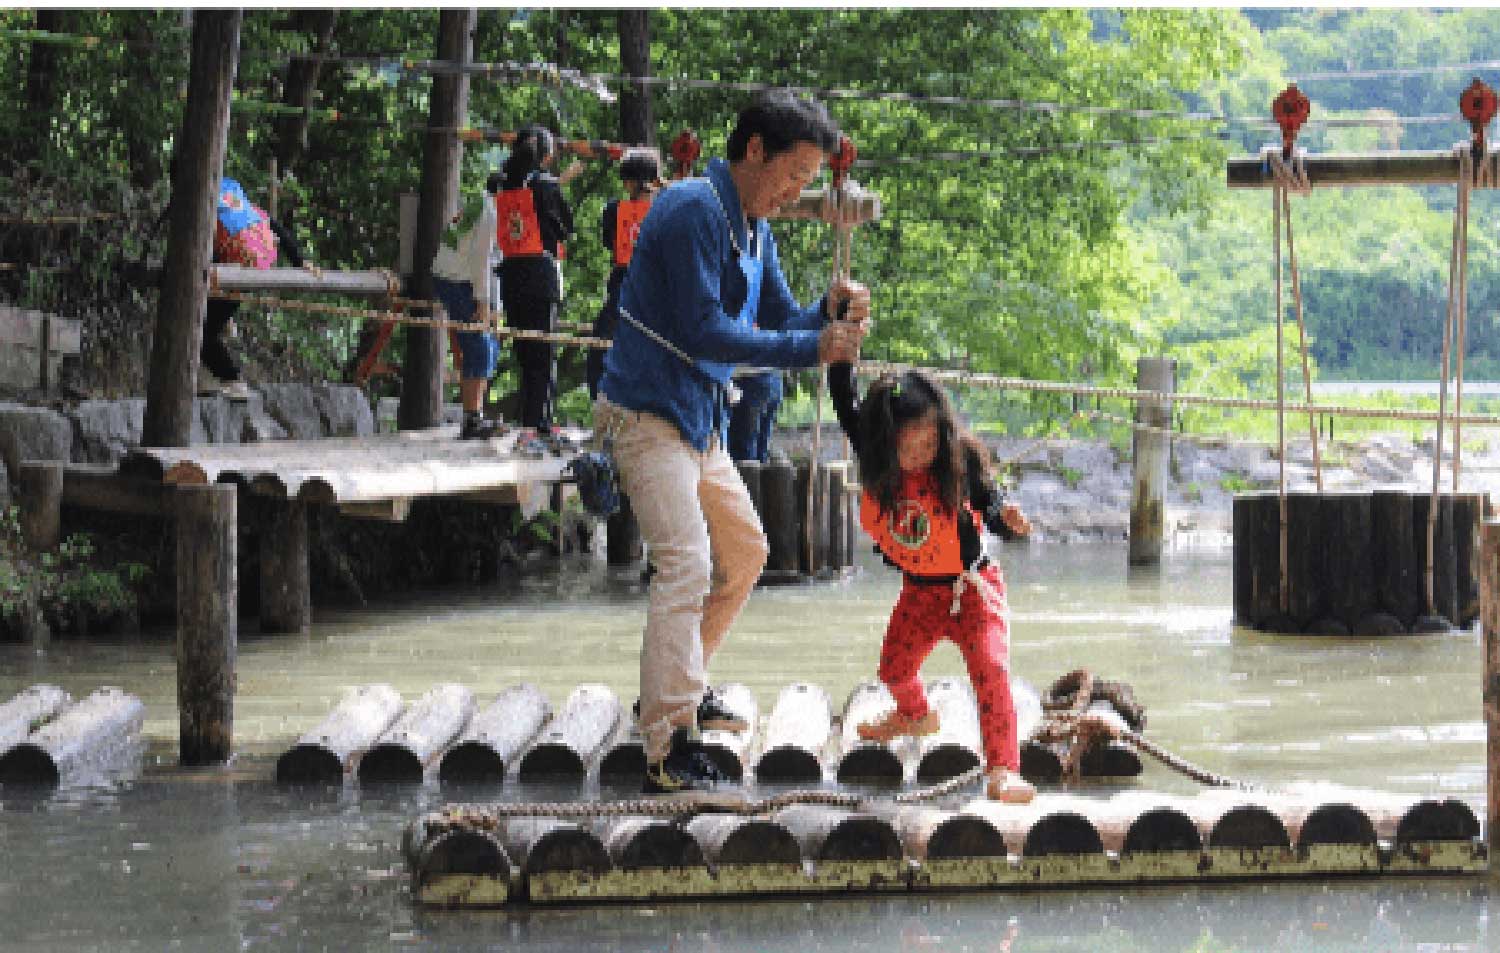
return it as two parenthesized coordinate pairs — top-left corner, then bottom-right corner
(829, 135), (857, 188)
(1272, 84), (1310, 160)
(669, 130), (701, 180)
(1461, 78), (1498, 156)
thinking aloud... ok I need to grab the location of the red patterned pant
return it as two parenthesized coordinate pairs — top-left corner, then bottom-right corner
(877, 563), (1019, 771)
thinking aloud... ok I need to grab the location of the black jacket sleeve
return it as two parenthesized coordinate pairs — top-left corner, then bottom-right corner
(966, 444), (1019, 541)
(531, 175), (575, 254)
(267, 216), (306, 268)
(829, 360), (861, 456)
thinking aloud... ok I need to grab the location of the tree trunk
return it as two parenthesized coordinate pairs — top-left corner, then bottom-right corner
(18, 10), (69, 165)
(398, 9), (474, 432)
(122, 13), (170, 191)
(616, 10), (655, 145)
(143, 11), (241, 448)
(273, 10), (339, 174)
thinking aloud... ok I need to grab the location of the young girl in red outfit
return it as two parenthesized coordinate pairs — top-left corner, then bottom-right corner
(829, 362), (1035, 803)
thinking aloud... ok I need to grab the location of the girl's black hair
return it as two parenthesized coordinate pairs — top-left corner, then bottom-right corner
(502, 125), (555, 189)
(856, 370), (990, 516)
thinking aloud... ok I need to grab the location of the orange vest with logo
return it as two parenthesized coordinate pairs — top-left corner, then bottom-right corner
(860, 470), (980, 576)
(613, 197), (651, 267)
(494, 186), (544, 257)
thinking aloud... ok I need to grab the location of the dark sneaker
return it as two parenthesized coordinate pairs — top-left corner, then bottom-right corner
(631, 688), (748, 734)
(697, 687), (748, 733)
(642, 727), (732, 794)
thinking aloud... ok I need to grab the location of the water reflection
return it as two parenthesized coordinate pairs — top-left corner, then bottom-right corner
(0, 542), (1491, 950)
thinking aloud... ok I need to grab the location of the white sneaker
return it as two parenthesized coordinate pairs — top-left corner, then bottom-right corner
(221, 380), (252, 403)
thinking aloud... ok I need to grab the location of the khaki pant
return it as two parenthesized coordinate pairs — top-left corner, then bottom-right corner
(595, 396), (769, 761)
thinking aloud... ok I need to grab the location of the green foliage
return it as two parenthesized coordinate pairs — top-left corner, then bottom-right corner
(0, 506), (148, 636)
(1219, 473), (1256, 494)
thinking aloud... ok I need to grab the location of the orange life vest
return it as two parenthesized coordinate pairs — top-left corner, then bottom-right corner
(613, 197), (651, 267)
(494, 186), (544, 257)
(860, 470), (980, 576)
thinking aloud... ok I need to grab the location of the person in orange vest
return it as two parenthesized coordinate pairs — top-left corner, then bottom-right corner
(588, 148), (663, 399)
(828, 361), (1036, 803)
(495, 125), (577, 430)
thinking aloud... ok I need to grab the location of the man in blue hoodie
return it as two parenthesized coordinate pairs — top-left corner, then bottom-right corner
(596, 93), (871, 794)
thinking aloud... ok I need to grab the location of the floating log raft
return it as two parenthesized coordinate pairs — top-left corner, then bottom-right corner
(1234, 490), (1487, 634)
(0, 684), (71, 754)
(276, 684), (403, 784)
(439, 685), (550, 785)
(358, 683), (475, 783)
(516, 684), (622, 781)
(755, 682), (833, 782)
(0, 687), (144, 788)
(835, 680), (904, 783)
(407, 787), (1483, 906)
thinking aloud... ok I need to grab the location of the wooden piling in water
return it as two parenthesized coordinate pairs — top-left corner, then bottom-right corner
(755, 682), (832, 782)
(175, 482), (236, 765)
(259, 500), (310, 633)
(0, 687), (144, 787)
(827, 462), (849, 570)
(605, 496), (642, 566)
(0, 684), (70, 755)
(517, 684), (621, 781)
(835, 680), (904, 784)
(1128, 357), (1174, 567)
(276, 683), (404, 784)
(762, 458), (799, 574)
(439, 684), (550, 785)
(15, 460), (63, 553)
(1483, 518), (1500, 877)
(358, 683), (475, 783)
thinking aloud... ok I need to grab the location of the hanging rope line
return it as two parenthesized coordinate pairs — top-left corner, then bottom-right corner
(1295, 60), (1500, 83)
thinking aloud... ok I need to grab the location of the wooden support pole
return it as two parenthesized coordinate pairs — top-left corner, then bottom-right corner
(259, 500), (310, 634)
(175, 483), (237, 765)
(762, 458), (799, 573)
(1228, 151), (1494, 189)
(398, 9), (474, 432)
(142, 11), (241, 448)
(1481, 518), (1500, 878)
(15, 460), (63, 552)
(1128, 357), (1175, 566)
(605, 495), (642, 566)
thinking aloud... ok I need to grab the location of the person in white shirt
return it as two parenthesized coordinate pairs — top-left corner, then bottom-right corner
(432, 180), (501, 439)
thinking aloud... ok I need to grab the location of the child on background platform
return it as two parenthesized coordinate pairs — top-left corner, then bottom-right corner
(828, 360), (1036, 803)
(588, 147), (663, 399)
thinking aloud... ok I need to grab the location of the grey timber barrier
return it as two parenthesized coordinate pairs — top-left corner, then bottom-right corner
(406, 788), (1483, 907)
(0, 687), (144, 788)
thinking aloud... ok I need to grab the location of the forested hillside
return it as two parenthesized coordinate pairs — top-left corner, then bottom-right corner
(1, 9), (1496, 426)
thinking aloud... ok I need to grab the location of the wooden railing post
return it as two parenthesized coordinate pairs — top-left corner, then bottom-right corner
(1129, 357), (1176, 566)
(1482, 518), (1500, 877)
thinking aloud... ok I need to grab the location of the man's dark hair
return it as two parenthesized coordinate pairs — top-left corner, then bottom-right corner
(726, 92), (840, 162)
(619, 147), (661, 185)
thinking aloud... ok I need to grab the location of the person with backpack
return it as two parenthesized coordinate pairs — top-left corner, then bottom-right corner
(496, 125), (578, 430)
(205, 177), (316, 401)
(588, 147), (663, 400)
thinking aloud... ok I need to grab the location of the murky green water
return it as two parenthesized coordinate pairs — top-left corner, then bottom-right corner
(0, 542), (1493, 951)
